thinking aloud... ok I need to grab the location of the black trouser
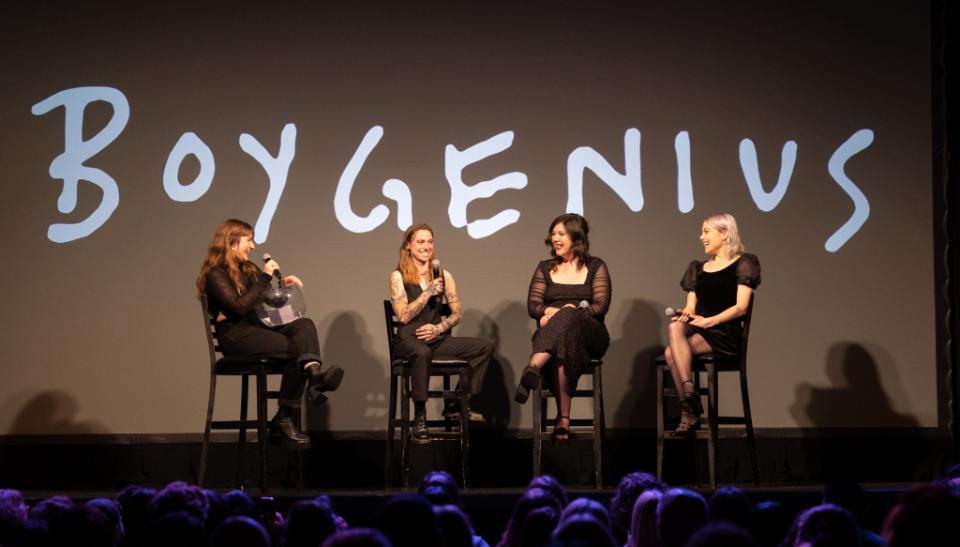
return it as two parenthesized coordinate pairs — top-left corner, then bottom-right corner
(394, 335), (493, 402)
(217, 318), (322, 406)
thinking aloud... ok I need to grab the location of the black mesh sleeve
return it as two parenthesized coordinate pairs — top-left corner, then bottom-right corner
(588, 258), (611, 317)
(527, 263), (548, 319)
(204, 266), (271, 318)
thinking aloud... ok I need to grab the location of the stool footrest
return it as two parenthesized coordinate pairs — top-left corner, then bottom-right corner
(211, 420), (261, 430)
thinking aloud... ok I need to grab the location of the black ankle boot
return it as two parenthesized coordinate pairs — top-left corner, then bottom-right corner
(270, 407), (311, 448)
(411, 413), (430, 444)
(304, 362), (344, 404)
(514, 365), (541, 404)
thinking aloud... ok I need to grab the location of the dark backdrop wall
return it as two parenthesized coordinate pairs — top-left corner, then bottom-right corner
(0, 0), (936, 435)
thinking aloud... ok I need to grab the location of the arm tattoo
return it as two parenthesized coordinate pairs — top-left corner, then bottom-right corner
(438, 292), (463, 333)
(390, 273), (428, 324)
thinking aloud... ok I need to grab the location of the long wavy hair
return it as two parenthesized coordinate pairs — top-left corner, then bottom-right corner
(196, 219), (259, 296)
(544, 213), (591, 272)
(396, 223), (438, 286)
(703, 213), (745, 257)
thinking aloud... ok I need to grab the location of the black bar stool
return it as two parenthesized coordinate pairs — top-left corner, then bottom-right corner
(382, 300), (471, 489)
(655, 297), (757, 487)
(198, 296), (305, 490)
(532, 358), (606, 488)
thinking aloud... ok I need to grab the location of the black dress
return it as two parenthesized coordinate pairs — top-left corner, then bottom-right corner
(680, 253), (761, 359)
(527, 256), (611, 394)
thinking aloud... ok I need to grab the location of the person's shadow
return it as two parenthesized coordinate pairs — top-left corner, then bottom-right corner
(2, 391), (109, 434)
(607, 299), (666, 474)
(462, 301), (531, 432)
(466, 301), (538, 486)
(789, 342), (922, 481)
(791, 342), (919, 428)
(0, 392), (111, 489)
(609, 299), (668, 429)
(314, 311), (387, 434)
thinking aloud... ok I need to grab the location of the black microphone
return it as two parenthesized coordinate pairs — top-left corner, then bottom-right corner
(431, 259), (444, 303)
(261, 253), (282, 280)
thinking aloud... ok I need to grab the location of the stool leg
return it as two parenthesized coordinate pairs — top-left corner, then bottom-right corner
(400, 370), (411, 489)
(294, 384), (305, 491)
(740, 366), (759, 485)
(238, 374), (250, 488)
(656, 362), (665, 480)
(532, 376), (543, 479)
(707, 363), (719, 488)
(256, 369), (269, 492)
(199, 373), (217, 486)
(444, 375), (453, 432)
(592, 366), (605, 488)
(296, 451), (304, 492)
(385, 372), (398, 488)
(459, 369), (470, 489)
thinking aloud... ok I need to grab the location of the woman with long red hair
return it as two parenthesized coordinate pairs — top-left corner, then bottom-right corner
(197, 219), (343, 447)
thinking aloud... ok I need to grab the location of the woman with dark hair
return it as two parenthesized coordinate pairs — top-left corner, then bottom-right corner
(609, 472), (665, 544)
(497, 488), (563, 547)
(515, 214), (611, 441)
(389, 224), (493, 442)
(552, 513), (617, 547)
(197, 219), (343, 447)
(663, 213), (760, 435)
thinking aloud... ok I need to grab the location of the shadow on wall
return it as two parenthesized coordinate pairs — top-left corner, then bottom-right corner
(790, 342), (919, 429)
(2, 391), (110, 434)
(464, 302), (530, 431)
(610, 299), (667, 429)
(787, 342), (924, 481)
(314, 311), (386, 432)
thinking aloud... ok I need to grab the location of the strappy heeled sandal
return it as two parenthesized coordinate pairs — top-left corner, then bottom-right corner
(675, 380), (703, 436)
(552, 415), (571, 444)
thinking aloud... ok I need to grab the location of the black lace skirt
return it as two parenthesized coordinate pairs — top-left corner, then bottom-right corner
(531, 307), (609, 395)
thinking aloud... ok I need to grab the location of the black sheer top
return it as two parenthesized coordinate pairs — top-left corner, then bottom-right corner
(204, 264), (272, 325)
(680, 253), (761, 316)
(527, 256), (611, 322)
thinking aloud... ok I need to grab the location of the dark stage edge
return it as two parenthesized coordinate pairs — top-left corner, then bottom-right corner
(0, 427), (951, 492)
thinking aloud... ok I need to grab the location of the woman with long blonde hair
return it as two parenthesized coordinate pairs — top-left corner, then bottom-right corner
(197, 219), (343, 447)
(663, 213), (760, 435)
(388, 223), (493, 443)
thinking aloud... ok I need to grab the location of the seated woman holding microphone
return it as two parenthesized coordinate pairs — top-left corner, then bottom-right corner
(663, 213), (760, 435)
(515, 213), (611, 442)
(196, 219), (343, 447)
(388, 223), (493, 443)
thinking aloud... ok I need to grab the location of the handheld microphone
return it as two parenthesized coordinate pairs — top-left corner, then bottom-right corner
(578, 300), (590, 310)
(262, 253), (282, 280)
(665, 307), (683, 317)
(431, 259), (443, 302)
